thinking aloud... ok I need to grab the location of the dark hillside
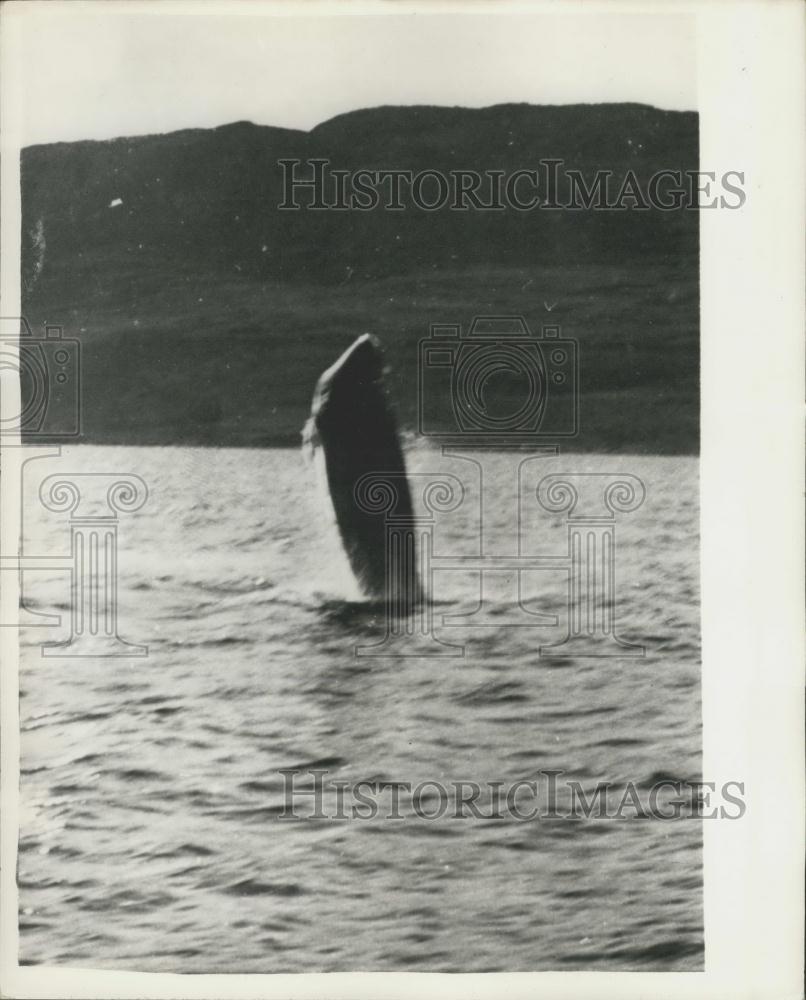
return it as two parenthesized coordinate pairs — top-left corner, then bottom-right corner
(20, 103), (699, 451)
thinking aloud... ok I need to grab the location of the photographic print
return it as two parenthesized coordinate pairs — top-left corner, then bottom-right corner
(0, 2), (802, 995)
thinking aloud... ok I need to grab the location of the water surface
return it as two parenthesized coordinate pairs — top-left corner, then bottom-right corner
(18, 445), (701, 971)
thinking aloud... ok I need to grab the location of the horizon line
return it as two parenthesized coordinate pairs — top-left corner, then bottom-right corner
(21, 99), (698, 151)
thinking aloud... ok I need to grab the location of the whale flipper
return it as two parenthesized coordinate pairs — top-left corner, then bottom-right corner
(304, 334), (420, 606)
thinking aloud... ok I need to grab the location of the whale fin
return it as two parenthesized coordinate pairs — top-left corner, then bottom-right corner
(305, 334), (420, 607)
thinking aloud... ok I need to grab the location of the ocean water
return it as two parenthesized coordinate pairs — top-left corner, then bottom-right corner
(17, 444), (702, 972)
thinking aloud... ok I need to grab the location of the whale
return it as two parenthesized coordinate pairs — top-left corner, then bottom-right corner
(303, 334), (420, 607)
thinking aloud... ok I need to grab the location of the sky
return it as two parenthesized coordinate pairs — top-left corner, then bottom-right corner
(7, 3), (697, 147)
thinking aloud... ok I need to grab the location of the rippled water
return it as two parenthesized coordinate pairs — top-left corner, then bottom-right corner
(17, 445), (701, 971)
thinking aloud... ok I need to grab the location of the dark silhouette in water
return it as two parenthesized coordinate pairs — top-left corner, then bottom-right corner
(303, 334), (421, 608)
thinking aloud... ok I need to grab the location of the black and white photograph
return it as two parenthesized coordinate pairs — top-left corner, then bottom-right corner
(0, 2), (802, 996)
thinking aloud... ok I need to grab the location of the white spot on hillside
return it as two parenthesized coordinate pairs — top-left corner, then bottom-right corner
(109, 197), (123, 208)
